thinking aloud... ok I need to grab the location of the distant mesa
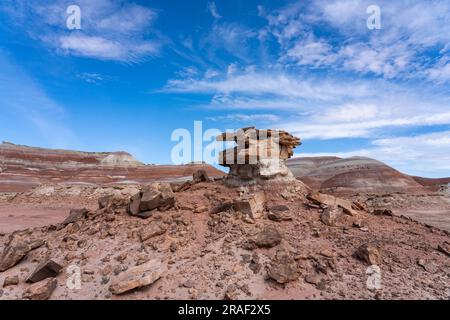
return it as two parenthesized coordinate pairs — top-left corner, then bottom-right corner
(0, 141), (224, 192)
(287, 156), (450, 195)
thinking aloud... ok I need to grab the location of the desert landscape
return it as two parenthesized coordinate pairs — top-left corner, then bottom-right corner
(0, 128), (449, 300)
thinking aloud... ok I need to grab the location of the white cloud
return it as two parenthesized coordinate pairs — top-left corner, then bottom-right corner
(77, 72), (105, 84)
(282, 35), (337, 67)
(259, 0), (450, 81)
(205, 23), (257, 61)
(206, 113), (280, 122)
(164, 69), (376, 103)
(208, 2), (222, 19)
(426, 57), (450, 83)
(1, 0), (161, 63)
(164, 68), (450, 140)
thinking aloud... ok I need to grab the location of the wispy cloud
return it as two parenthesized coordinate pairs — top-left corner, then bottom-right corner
(1, 0), (161, 63)
(0, 52), (78, 148)
(164, 66), (450, 140)
(77, 72), (105, 84)
(208, 2), (222, 20)
(258, 0), (450, 82)
(206, 113), (280, 122)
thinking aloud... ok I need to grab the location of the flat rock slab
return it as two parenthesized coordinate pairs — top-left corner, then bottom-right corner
(109, 259), (165, 295)
(26, 259), (63, 283)
(0, 242), (30, 272)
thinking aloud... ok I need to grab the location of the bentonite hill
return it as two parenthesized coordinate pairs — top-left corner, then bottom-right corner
(0, 128), (449, 300)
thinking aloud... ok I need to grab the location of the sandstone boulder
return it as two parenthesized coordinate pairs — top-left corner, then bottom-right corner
(268, 251), (300, 284)
(254, 227), (282, 248)
(307, 192), (357, 216)
(268, 205), (292, 222)
(217, 127), (301, 185)
(109, 259), (164, 295)
(98, 195), (114, 209)
(127, 183), (175, 218)
(0, 242), (30, 271)
(22, 278), (57, 300)
(3, 275), (19, 287)
(354, 243), (382, 265)
(320, 206), (342, 226)
(233, 191), (266, 219)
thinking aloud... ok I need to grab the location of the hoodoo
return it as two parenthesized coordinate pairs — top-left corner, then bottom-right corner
(217, 127), (301, 186)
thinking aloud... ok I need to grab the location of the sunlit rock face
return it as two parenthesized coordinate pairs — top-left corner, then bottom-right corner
(217, 127), (301, 186)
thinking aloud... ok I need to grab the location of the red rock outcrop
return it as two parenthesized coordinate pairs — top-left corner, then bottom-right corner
(0, 142), (224, 192)
(287, 156), (427, 195)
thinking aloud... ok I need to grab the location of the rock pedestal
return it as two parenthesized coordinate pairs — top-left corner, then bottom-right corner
(217, 127), (301, 186)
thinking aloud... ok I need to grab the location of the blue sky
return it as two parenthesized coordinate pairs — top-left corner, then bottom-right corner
(1, 0), (450, 177)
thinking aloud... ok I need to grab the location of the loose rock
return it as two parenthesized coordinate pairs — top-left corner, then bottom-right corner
(268, 250), (300, 284)
(109, 259), (165, 295)
(254, 227), (282, 248)
(0, 242), (30, 272)
(354, 243), (382, 265)
(26, 259), (63, 283)
(22, 278), (57, 300)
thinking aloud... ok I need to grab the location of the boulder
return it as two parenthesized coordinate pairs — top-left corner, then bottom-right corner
(26, 259), (63, 283)
(0, 242), (30, 271)
(268, 251), (300, 284)
(307, 192), (357, 216)
(320, 206), (342, 226)
(267, 205), (292, 222)
(109, 259), (164, 295)
(217, 128), (301, 185)
(139, 189), (162, 212)
(354, 243), (382, 265)
(193, 169), (210, 182)
(98, 195), (114, 209)
(254, 227), (282, 248)
(233, 191), (266, 219)
(62, 208), (88, 225)
(3, 275), (19, 287)
(128, 183), (176, 218)
(128, 193), (141, 215)
(22, 278), (57, 300)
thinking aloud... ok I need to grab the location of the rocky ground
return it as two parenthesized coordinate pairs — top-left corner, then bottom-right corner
(351, 193), (450, 232)
(0, 177), (449, 300)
